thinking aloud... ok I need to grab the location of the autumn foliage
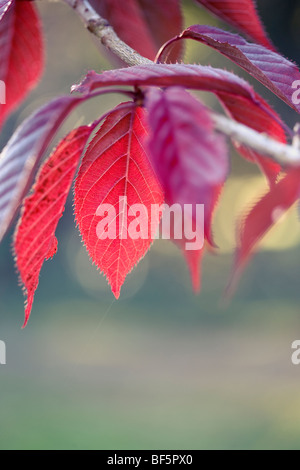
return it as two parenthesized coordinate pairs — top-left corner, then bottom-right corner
(0, 0), (300, 326)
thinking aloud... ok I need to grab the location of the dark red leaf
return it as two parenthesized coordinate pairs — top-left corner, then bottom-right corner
(137, 0), (183, 62)
(0, 1), (44, 130)
(91, 0), (183, 62)
(176, 25), (300, 112)
(194, 0), (275, 50)
(14, 125), (95, 327)
(146, 87), (228, 290)
(227, 168), (300, 295)
(0, 95), (84, 242)
(91, 0), (156, 60)
(74, 103), (164, 299)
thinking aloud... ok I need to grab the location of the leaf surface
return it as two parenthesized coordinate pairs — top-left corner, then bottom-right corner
(75, 103), (164, 298)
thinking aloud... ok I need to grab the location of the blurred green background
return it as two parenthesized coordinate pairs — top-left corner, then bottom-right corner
(1, 0), (300, 450)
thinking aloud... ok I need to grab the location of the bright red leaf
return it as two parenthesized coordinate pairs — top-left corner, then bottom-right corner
(194, 0), (275, 50)
(0, 1), (44, 130)
(227, 168), (300, 296)
(74, 103), (164, 299)
(14, 125), (94, 327)
(146, 87), (228, 290)
(174, 25), (300, 112)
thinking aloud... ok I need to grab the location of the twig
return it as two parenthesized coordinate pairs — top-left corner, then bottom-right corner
(63, 0), (300, 167)
(63, 0), (152, 66)
(212, 114), (300, 165)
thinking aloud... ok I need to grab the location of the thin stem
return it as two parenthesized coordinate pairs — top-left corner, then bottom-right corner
(211, 113), (300, 166)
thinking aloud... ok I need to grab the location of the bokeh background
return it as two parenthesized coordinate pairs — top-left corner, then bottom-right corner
(0, 0), (300, 450)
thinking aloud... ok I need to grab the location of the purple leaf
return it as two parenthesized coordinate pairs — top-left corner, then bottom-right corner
(0, 95), (84, 242)
(146, 87), (228, 212)
(176, 25), (300, 112)
(73, 64), (257, 100)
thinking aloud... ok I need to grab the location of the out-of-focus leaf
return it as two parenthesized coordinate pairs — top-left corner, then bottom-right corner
(0, 1), (44, 129)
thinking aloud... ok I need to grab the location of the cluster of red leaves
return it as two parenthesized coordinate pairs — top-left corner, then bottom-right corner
(0, 0), (300, 326)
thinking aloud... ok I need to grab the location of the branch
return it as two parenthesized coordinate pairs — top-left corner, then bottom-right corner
(63, 0), (152, 66)
(63, 0), (300, 167)
(212, 115), (300, 166)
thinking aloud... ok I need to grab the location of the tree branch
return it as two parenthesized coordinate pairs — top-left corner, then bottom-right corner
(63, 0), (152, 66)
(63, 0), (300, 167)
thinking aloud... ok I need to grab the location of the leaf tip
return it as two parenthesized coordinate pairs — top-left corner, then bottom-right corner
(22, 297), (33, 329)
(185, 250), (202, 294)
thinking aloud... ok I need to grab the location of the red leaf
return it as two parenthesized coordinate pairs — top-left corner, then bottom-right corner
(217, 92), (285, 184)
(74, 103), (164, 299)
(14, 125), (94, 327)
(0, 95), (84, 242)
(146, 87), (228, 290)
(0, 1), (44, 130)
(227, 168), (300, 295)
(194, 0), (275, 50)
(91, 0), (183, 61)
(177, 25), (300, 112)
